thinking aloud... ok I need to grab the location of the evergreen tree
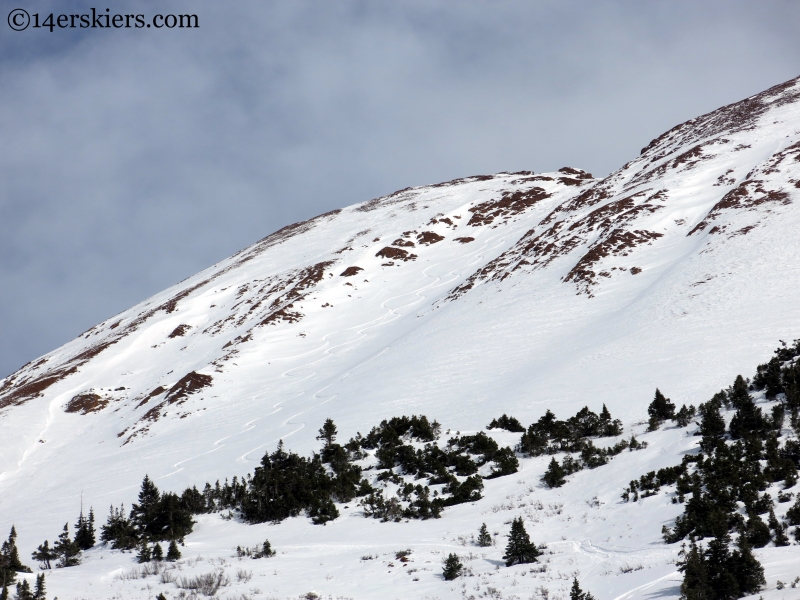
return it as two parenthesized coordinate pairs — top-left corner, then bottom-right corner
(152, 543), (163, 561)
(674, 405), (696, 428)
(476, 523), (492, 547)
(787, 495), (800, 525)
(99, 505), (137, 550)
(74, 507), (96, 551)
(677, 541), (711, 600)
(727, 375), (750, 409)
(309, 497), (339, 525)
(442, 553), (463, 580)
(253, 540), (275, 558)
(503, 517), (540, 566)
(745, 514), (771, 548)
(730, 534), (765, 596)
(648, 389), (676, 430)
(1, 526), (31, 587)
(697, 397), (726, 448)
(570, 577), (596, 600)
(130, 476), (161, 539)
(166, 540), (181, 561)
(704, 531), (739, 599)
(0, 586), (6, 600)
(52, 524), (80, 568)
(600, 404), (624, 436)
(32, 575), (44, 600)
(136, 540), (151, 564)
(13, 580), (32, 600)
(152, 492), (194, 541)
(542, 458), (565, 488)
(316, 419), (338, 448)
(30, 541), (56, 570)
(768, 510), (790, 546)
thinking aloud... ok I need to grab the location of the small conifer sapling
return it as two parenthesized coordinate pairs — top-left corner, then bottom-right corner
(166, 540), (181, 561)
(136, 540), (151, 564)
(442, 553), (463, 580)
(542, 458), (565, 488)
(152, 543), (164, 561)
(476, 523), (492, 547)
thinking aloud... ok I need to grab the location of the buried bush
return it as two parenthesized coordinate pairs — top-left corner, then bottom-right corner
(176, 569), (231, 595)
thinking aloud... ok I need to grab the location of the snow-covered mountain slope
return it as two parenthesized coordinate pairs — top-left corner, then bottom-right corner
(1, 76), (800, 599)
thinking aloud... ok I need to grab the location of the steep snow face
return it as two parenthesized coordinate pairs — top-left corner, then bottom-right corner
(0, 76), (799, 599)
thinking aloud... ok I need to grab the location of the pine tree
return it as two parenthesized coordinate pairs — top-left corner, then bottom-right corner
(309, 497), (339, 525)
(74, 507), (96, 551)
(675, 405), (696, 428)
(697, 398), (726, 448)
(677, 541), (711, 600)
(745, 514), (771, 548)
(52, 524), (80, 568)
(166, 540), (181, 561)
(768, 509), (790, 546)
(32, 575), (44, 600)
(99, 504), (137, 550)
(1, 526), (31, 587)
(542, 458), (565, 488)
(31, 541), (57, 570)
(442, 553), (463, 580)
(13, 579), (32, 600)
(130, 476), (161, 539)
(136, 540), (151, 564)
(730, 534), (765, 596)
(705, 531), (739, 599)
(570, 577), (596, 600)
(253, 540), (275, 558)
(476, 523), (492, 547)
(503, 517), (540, 566)
(648, 389), (676, 430)
(316, 419), (338, 448)
(152, 543), (163, 561)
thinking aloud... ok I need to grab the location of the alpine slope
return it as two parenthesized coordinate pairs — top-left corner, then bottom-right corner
(1, 75), (800, 599)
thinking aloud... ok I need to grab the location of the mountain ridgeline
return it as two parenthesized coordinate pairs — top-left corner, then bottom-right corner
(2, 75), (800, 599)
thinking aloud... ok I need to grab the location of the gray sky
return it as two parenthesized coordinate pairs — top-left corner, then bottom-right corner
(1, 0), (799, 378)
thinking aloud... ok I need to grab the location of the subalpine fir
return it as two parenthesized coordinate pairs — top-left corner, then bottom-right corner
(503, 517), (540, 566)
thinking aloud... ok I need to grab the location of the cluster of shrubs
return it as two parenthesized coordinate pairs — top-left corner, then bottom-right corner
(622, 340), (800, 600)
(516, 405), (623, 457)
(495, 404), (644, 489)
(235, 540), (275, 559)
(96, 414), (521, 538)
(354, 416), (519, 520)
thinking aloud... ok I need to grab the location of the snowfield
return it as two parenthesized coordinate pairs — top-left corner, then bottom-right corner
(1, 76), (800, 599)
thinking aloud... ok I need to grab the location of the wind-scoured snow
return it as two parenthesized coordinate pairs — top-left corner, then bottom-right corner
(1, 76), (800, 599)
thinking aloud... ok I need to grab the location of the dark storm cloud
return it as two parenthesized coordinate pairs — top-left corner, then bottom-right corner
(1, 0), (799, 377)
